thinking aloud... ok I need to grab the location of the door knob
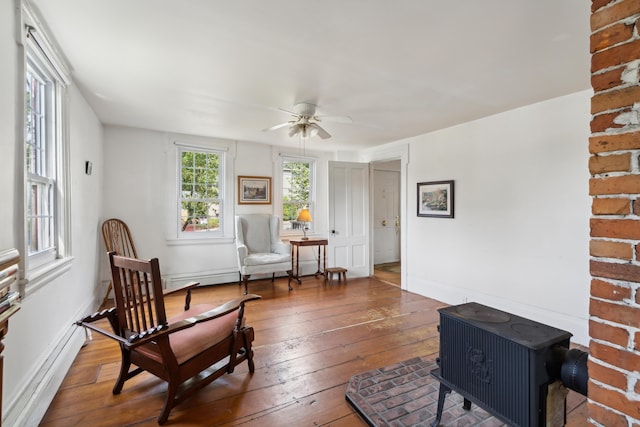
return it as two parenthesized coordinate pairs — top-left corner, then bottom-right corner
(382, 220), (387, 226)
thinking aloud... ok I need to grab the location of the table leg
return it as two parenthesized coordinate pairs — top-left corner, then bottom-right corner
(295, 245), (301, 284)
(315, 245), (321, 277)
(323, 244), (326, 275)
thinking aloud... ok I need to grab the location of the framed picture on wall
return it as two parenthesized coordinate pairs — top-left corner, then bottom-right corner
(417, 180), (454, 218)
(238, 176), (271, 204)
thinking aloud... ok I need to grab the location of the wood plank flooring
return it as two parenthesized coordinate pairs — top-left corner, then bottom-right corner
(40, 276), (587, 426)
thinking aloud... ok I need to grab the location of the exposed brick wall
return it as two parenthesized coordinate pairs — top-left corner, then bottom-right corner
(590, 1), (640, 425)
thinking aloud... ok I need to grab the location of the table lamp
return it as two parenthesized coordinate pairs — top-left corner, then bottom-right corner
(297, 208), (312, 240)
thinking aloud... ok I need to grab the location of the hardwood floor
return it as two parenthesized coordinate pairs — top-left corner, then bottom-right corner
(41, 276), (587, 426)
(373, 262), (401, 287)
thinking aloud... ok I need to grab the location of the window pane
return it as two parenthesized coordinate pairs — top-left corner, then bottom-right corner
(25, 61), (56, 257)
(27, 180), (54, 254)
(282, 159), (312, 231)
(180, 201), (220, 232)
(25, 69), (48, 177)
(179, 148), (222, 235)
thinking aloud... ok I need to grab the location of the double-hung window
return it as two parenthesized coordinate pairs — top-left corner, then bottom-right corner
(21, 5), (72, 288)
(25, 63), (55, 263)
(281, 157), (315, 233)
(178, 146), (224, 236)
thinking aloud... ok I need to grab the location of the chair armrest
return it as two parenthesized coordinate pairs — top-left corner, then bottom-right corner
(274, 241), (290, 255)
(163, 280), (199, 297)
(185, 293), (261, 325)
(76, 307), (128, 344)
(237, 244), (248, 264)
(163, 281), (200, 311)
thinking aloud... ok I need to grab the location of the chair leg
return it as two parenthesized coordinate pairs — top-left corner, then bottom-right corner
(157, 379), (179, 425)
(271, 272), (275, 282)
(244, 327), (256, 373)
(184, 289), (191, 311)
(242, 274), (250, 295)
(287, 270), (293, 291)
(228, 329), (241, 374)
(113, 346), (131, 394)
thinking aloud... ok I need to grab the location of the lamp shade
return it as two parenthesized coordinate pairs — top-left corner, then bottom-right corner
(297, 208), (312, 222)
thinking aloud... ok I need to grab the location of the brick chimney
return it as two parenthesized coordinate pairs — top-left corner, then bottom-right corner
(589, 1), (640, 425)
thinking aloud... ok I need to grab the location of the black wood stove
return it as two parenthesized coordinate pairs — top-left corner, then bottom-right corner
(431, 302), (587, 427)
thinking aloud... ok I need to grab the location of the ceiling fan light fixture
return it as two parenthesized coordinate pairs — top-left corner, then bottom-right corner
(264, 103), (347, 140)
(302, 125), (318, 139)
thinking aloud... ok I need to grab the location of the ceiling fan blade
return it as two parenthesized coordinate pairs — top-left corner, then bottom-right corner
(277, 107), (300, 116)
(262, 122), (293, 132)
(310, 123), (331, 139)
(314, 115), (352, 124)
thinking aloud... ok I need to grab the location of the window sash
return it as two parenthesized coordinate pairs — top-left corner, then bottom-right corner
(281, 157), (314, 233)
(25, 56), (57, 264)
(178, 148), (224, 236)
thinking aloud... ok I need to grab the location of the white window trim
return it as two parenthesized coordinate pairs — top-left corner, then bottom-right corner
(18, 2), (73, 298)
(277, 153), (317, 238)
(168, 136), (235, 244)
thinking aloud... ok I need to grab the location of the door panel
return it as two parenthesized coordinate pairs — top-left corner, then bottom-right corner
(328, 161), (369, 277)
(373, 170), (400, 264)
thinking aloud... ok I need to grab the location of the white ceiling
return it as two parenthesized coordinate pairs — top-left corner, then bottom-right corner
(29, 0), (591, 151)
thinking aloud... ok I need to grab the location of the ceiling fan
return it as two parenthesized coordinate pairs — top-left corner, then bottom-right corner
(262, 102), (352, 140)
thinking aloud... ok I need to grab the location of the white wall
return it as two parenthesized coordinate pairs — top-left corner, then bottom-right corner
(1, 5), (105, 422)
(0, 0), (18, 251)
(1, 1), (592, 422)
(403, 90), (592, 344)
(101, 128), (336, 288)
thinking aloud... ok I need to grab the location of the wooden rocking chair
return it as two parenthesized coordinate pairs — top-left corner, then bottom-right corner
(101, 218), (138, 307)
(77, 252), (261, 424)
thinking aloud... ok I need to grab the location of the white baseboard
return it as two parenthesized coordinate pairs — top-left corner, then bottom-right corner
(163, 269), (240, 289)
(163, 268), (298, 290)
(3, 302), (91, 427)
(410, 277), (589, 346)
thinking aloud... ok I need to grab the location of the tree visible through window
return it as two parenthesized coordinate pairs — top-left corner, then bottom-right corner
(180, 149), (223, 233)
(282, 159), (313, 231)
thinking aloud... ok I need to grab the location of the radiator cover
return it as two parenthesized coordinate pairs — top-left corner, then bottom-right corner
(434, 302), (572, 426)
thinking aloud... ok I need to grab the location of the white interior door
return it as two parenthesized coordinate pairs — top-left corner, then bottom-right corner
(373, 169), (400, 264)
(328, 161), (369, 277)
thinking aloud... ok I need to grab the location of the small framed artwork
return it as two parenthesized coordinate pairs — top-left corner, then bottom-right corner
(238, 176), (271, 205)
(417, 180), (454, 218)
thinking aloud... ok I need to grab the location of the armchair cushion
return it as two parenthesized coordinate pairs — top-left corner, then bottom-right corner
(243, 252), (290, 266)
(136, 304), (238, 365)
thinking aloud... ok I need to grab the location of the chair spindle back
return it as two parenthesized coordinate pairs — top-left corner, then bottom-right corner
(109, 252), (167, 337)
(102, 218), (138, 258)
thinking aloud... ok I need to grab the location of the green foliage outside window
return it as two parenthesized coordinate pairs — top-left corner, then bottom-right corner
(180, 150), (221, 232)
(283, 160), (311, 228)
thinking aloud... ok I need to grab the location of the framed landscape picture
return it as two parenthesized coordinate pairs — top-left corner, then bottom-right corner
(417, 180), (454, 218)
(238, 176), (271, 204)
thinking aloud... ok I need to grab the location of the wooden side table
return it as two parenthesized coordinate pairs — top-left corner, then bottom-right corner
(290, 238), (328, 283)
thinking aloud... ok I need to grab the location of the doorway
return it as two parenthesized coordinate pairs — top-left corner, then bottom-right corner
(372, 160), (401, 286)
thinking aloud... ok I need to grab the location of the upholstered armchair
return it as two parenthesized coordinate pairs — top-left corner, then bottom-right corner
(235, 214), (293, 294)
